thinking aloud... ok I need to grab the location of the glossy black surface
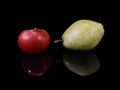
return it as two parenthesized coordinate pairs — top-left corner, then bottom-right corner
(14, 7), (117, 84)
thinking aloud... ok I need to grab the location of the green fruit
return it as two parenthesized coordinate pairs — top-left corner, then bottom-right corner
(62, 19), (104, 51)
(63, 52), (100, 76)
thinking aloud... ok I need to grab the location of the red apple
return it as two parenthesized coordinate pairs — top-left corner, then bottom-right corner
(18, 28), (50, 55)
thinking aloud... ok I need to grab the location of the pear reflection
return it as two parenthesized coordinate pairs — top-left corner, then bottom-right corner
(22, 54), (52, 76)
(63, 52), (100, 76)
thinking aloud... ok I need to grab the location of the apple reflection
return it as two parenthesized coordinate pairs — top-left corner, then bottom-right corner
(22, 53), (52, 76)
(63, 52), (100, 76)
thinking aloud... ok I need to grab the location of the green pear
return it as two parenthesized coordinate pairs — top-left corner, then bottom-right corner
(63, 51), (100, 76)
(62, 19), (104, 51)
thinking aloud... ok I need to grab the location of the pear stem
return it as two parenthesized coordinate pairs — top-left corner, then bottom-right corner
(54, 40), (63, 44)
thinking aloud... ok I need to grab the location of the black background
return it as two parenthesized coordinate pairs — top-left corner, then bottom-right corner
(12, 1), (118, 87)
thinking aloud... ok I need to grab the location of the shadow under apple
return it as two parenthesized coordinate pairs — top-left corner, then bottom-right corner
(63, 51), (100, 76)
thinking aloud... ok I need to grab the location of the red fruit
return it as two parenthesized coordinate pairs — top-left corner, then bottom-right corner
(18, 28), (50, 55)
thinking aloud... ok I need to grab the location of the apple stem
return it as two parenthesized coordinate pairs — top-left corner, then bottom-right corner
(54, 40), (63, 44)
(34, 27), (37, 29)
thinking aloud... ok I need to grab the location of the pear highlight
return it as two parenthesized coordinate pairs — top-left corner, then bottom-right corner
(62, 19), (104, 51)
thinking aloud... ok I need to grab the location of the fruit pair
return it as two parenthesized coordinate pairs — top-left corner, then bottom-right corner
(18, 19), (104, 55)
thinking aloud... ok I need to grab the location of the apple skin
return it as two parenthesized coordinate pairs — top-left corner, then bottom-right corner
(22, 54), (52, 76)
(18, 28), (50, 55)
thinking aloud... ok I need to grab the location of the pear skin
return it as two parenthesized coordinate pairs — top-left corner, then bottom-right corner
(62, 19), (104, 51)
